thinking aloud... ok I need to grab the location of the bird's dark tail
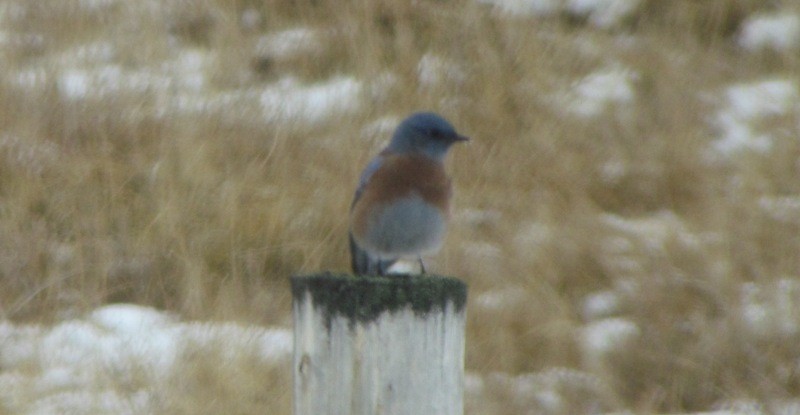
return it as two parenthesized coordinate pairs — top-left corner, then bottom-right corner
(349, 232), (395, 276)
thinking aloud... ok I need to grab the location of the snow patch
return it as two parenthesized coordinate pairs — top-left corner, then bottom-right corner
(58, 69), (91, 100)
(89, 304), (176, 334)
(255, 27), (320, 59)
(58, 41), (116, 65)
(78, 0), (122, 12)
(511, 221), (554, 269)
(57, 65), (177, 100)
(25, 389), (152, 415)
(482, 368), (606, 413)
(0, 32), (45, 52)
(555, 65), (637, 118)
(259, 76), (363, 124)
(240, 8), (262, 31)
(0, 304), (292, 414)
(0, 3), (26, 23)
(740, 279), (800, 339)
(566, 0), (641, 29)
(475, 288), (529, 311)
(8, 68), (48, 90)
(711, 78), (798, 156)
(758, 196), (800, 223)
(0, 322), (43, 367)
(53, 49), (210, 101)
(360, 116), (400, 147)
(714, 399), (800, 415)
(0, 133), (60, 176)
(725, 79), (798, 120)
(597, 211), (720, 282)
(180, 322), (293, 361)
(455, 208), (502, 228)
(166, 49), (210, 92)
(417, 53), (466, 86)
(599, 210), (700, 252)
(477, 0), (561, 17)
(580, 318), (639, 370)
(582, 290), (622, 320)
(738, 13), (800, 53)
(478, 0), (640, 28)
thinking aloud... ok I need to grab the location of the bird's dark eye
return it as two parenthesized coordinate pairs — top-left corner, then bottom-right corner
(430, 129), (443, 138)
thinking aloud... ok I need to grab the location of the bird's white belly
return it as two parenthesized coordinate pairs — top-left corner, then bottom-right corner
(360, 195), (446, 259)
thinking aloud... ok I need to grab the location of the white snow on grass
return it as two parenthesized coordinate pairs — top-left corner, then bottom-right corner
(740, 278), (800, 339)
(0, 304), (292, 415)
(513, 221), (554, 254)
(77, 0), (122, 12)
(56, 49), (210, 101)
(566, 0), (641, 29)
(2, 17), (367, 126)
(477, 0), (561, 18)
(22, 389), (153, 415)
(417, 53), (466, 86)
(56, 66), (167, 100)
(711, 78), (798, 156)
(56, 65), (188, 102)
(580, 317), (640, 370)
(240, 8), (262, 30)
(724, 79), (798, 120)
(57, 69), (93, 99)
(738, 12), (800, 53)
(179, 321), (293, 361)
(0, 3), (25, 23)
(0, 133), (60, 176)
(88, 304), (175, 334)
(597, 211), (716, 280)
(0, 32), (45, 52)
(582, 290), (622, 320)
(474, 287), (529, 311)
(6, 68), (47, 90)
(56, 41), (116, 65)
(599, 210), (700, 252)
(478, 0), (640, 28)
(360, 115), (400, 143)
(481, 368), (607, 413)
(714, 399), (800, 415)
(555, 65), (637, 118)
(39, 45), (367, 125)
(758, 195), (800, 223)
(259, 76), (364, 124)
(255, 27), (320, 59)
(164, 49), (209, 92)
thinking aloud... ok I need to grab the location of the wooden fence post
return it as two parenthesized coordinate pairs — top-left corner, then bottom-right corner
(291, 273), (467, 415)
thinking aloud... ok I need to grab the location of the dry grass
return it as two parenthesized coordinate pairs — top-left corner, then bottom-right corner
(1, 0), (799, 414)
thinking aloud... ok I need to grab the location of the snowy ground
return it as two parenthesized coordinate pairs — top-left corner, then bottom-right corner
(0, 304), (292, 414)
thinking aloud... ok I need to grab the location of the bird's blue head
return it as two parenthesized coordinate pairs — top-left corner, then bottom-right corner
(387, 112), (469, 161)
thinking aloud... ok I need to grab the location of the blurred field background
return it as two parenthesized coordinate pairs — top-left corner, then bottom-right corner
(1, 0), (799, 414)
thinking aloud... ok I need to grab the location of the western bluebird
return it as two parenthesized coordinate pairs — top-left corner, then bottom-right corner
(349, 112), (468, 276)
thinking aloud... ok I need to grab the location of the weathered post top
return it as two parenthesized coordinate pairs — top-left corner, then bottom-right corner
(291, 273), (468, 415)
(291, 273), (467, 327)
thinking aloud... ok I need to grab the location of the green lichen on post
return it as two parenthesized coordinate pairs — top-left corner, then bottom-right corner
(291, 273), (467, 329)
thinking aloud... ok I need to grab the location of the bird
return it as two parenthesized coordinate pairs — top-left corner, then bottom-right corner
(349, 112), (468, 276)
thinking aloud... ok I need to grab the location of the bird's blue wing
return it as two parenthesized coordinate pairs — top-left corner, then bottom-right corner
(349, 153), (397, 275)
(350, 155), (385, 209)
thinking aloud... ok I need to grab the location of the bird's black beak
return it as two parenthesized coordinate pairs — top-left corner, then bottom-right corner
(455, 134), (470, 142)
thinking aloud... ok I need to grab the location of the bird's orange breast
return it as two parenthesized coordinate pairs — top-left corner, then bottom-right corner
(351, 154), (452, 240)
